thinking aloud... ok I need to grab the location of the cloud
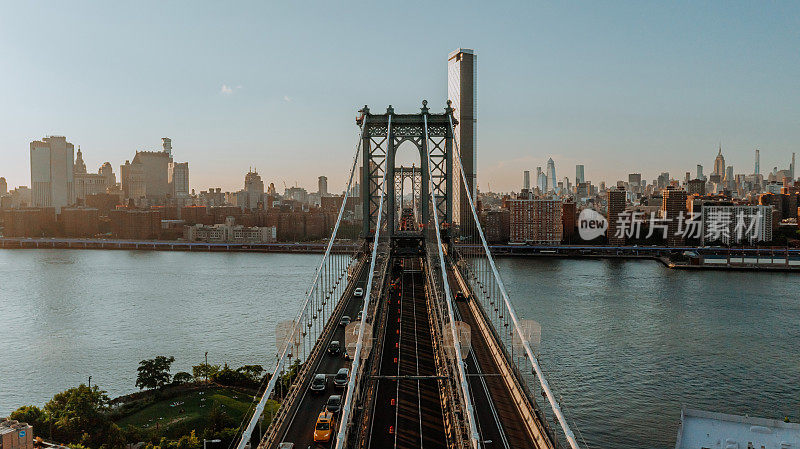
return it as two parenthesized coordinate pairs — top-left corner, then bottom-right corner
(220, 84), (242, 94)
(283, 95), (292, 102)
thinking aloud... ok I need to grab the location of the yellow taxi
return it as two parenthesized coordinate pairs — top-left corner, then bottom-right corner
(313, 410), (335, 443)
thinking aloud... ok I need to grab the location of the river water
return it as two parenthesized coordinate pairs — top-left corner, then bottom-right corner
(0, 250), (797, 448)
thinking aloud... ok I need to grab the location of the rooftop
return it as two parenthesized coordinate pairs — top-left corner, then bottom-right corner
(675, 407), (800, 449)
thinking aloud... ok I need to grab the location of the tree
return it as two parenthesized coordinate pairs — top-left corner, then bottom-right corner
(10, 405), (48, 437)
(192, 363), (220, 382)
(236, 365), (264, 384)
(44, 384), (112, 446)
(136, 356), (175, 390)
(172, 372), (193, 385)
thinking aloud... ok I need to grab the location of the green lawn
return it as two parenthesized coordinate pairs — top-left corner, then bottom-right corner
(115, 387), (279, 439)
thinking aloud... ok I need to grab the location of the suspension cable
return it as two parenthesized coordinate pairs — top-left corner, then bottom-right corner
(448, 115), (580, 449)
(334, 113), (392, 449)
(423, 114), (481, 449)
(235, 117), (365, 449)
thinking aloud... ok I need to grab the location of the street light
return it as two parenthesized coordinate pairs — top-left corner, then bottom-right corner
(203, 439), (221, 449)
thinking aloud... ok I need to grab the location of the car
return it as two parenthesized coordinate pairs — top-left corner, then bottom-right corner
(353, 287), (364, 297)
(339, 316), (351, 327)
(313, 411), (335, 443)
(328, 340), (341, 356)
(310, 373), (326, 393)
(326, 395), (342, 414)
(334, 367), (349, 388)
(356, 311), (363, 321)
(454, 291), (467, 301)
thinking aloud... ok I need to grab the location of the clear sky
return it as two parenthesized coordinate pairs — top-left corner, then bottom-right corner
(1, 1), (798, 193)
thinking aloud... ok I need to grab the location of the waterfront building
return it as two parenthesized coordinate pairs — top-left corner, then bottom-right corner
(675, 407), (799, 449)
(562, 201), (576, 241)
(30, 136), (75, 212)
(480, 209), (510, 244)
(508, 198), (563, 244)
(185, 216), (277, 243)
(448, 48), (477, 229)
(59, 207), (100, 237)
(109, 209), (162, 239)
(607, 187), (626, 245)
(1, 208), (58, 237)
(661, 187), (687, 247)
(700, 205), (773, 245)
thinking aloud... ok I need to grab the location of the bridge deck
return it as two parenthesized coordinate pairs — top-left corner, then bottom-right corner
(368, 257), (447, 449)
(269, 258), (370, 447)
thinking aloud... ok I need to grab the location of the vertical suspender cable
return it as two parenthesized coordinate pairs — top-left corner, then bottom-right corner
(449, 115), (580, 449)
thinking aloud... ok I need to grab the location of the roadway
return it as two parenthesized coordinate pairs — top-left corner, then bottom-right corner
(367, 257), (446, 449)
(272, 257), (370, 448)
(447, 264), (554, 449)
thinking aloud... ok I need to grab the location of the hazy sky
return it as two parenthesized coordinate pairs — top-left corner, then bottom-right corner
(1, 1), (798, 193)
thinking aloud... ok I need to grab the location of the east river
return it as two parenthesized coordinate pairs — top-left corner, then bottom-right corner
(0, 249), (797, 448)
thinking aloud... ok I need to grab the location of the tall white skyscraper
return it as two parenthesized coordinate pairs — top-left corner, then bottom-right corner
(30, 136), (75, 212)
(546, 158), (556, 192)
(448, 48), (476, 226)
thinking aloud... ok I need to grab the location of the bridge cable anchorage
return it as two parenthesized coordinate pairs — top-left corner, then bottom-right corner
(447, 116), (582, 449)
(234, 117), (366, 449)
(334, 113), (393, 449)
(423, 113), (482, 449)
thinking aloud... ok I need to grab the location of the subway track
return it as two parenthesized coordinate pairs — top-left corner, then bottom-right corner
(368, 257), (447, 449)
(447, 265), (543, 449)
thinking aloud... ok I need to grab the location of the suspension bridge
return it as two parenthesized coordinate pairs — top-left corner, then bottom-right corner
(230, 101), (586, 449)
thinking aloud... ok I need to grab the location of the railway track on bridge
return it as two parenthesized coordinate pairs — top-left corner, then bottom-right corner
(367, 257), (447, 449)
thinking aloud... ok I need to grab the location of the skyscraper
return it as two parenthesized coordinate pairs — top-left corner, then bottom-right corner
(448, 48), (477, 227)
(628, 173), (642, 193)
(161, 137), (172, 159)
(0, 177), (7, 196)
(714, 144), (726, 177)
(546, 158), (556, 193)
(696, 164), (704, 180)
(662, 186), (687, 247)
(754, 148), (760, 175)
(523, 170), (530, 191)
(575, 165), (585, 185)
(607, 187), (626, 245)
(791, 152), (796, 180)
(169, 162), (190, 199)
(30, 136), (75, 212)
(243, 169), (265, 210)
(318, 176), (328, 196)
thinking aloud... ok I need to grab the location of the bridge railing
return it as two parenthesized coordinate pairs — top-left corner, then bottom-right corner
(233, 122), (365, 449)
(448, 116), (586, 449)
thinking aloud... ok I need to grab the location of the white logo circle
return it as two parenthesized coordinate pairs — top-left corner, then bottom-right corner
(578, 208), (608, 241)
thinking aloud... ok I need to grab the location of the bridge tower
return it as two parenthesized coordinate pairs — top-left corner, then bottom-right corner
(357, 101), (457, 236)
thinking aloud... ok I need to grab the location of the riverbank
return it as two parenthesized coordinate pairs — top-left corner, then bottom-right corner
(0, 237), (359, 254)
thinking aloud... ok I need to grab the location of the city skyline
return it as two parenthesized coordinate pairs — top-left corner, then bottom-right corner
(1, 2), (799, 193)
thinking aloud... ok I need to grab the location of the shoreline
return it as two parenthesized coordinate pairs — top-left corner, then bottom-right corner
(3, 237), (798, 271)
